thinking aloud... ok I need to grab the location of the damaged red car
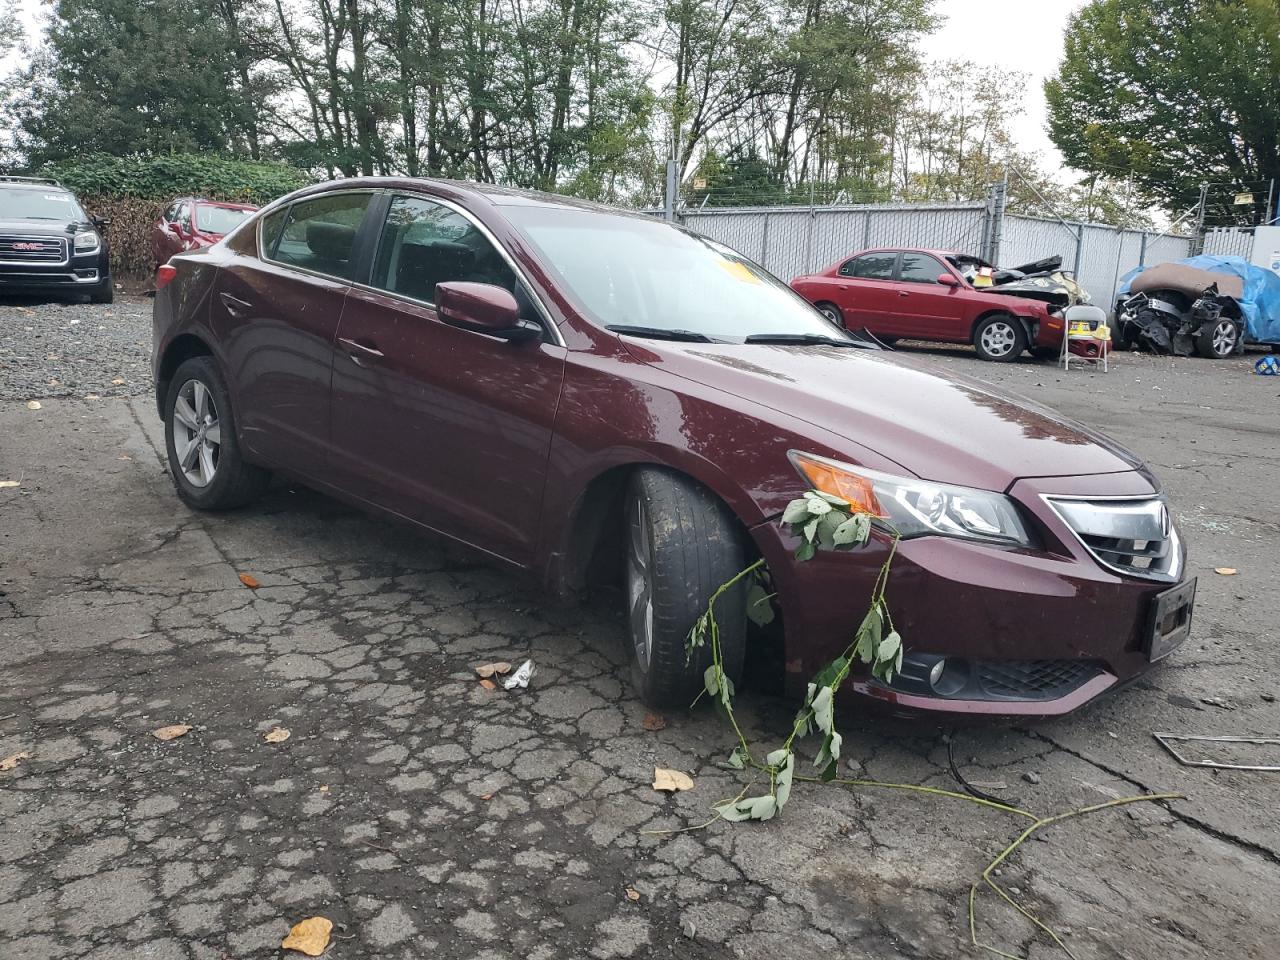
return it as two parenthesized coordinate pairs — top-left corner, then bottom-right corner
(151, 198), (258, 268)
(789, 248), (1089, 362)
(151, 179), (1193, 717)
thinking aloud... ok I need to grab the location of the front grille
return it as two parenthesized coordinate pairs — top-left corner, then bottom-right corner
(1045, 496), (1181, 581)
(0, 234), (68, 265)
(975, 660), (1099, 701)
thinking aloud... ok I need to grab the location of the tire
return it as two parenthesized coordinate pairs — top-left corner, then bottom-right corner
(623, 468), (747, 708)
(163, 356), (270, 510)
(89, 277), (114, 304)
(815, 301), (844, 326)
(973, 313), (1027, 362)
(1194, 317), (1240, 359)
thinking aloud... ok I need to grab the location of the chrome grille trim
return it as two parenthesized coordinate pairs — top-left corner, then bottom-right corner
(0, 234), (69, 266)
(1043, 494), (1182, 582)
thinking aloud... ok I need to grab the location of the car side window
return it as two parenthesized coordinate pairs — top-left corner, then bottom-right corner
(258, 206), (288, 258)
(899, 252), (946, 284)
(371, 195), (522, 309)
(177, 203), (192, 232)
(269, 193), (373, 281)
(839, 253), (897, 280)
(163, 202), (180, 223)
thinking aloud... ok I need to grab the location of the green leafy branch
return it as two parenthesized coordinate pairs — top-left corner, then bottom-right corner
(685, 489), (901, 823)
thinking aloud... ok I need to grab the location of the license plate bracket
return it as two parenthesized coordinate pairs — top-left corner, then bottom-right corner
(1145, 578), (1196, 661)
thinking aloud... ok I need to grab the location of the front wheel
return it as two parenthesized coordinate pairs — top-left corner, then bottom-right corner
(815, 301), (844, 326)
(973, 314), (1027, 362)
(163, 356), (270, 510)
(89, 277), (114, 304)
(1195, 317), (1240, 359)
(623, 468), (747, 708)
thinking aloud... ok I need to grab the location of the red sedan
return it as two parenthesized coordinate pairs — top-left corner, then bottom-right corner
(151, 199), (258, 268)
(151, 180), (1191, 716)
(790, 247), (1067, 361)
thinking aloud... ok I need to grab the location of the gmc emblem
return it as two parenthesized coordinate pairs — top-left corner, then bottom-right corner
(12, 242), (45, 251)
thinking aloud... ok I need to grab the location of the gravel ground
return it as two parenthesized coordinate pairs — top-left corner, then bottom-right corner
(0, 295), (153, 402)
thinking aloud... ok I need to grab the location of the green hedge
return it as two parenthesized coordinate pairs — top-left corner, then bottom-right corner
(41, 154), (314, 204)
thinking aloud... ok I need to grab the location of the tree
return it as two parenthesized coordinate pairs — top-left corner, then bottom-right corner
(1045, 0), (1280, 219)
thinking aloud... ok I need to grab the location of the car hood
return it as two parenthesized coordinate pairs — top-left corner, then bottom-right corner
(0, 218), (84, 236)
(624, 340), (1145, 490)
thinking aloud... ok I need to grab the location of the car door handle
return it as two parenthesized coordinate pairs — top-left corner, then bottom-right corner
(219, 291), (254, 318)
(898, 291), (910, 297)
(337, 336), (384, 367)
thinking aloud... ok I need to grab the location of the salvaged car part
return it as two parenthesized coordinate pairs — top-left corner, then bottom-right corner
(1115, 262), (1245, 358)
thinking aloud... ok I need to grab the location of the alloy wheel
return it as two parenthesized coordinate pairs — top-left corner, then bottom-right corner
(819, 305), (841, 325)
(626, 496), (655, 667)
(1211, 319), (1237, 357)
(172, 379), (221, 488)
(980, 321), (1017, 357)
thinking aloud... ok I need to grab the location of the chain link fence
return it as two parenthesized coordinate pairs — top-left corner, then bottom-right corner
(1203, 227), (1254, 258)
(678, 199), (1195, 307)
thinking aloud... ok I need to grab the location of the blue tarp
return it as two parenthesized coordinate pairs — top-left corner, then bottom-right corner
(1118, 255), (1280, 344)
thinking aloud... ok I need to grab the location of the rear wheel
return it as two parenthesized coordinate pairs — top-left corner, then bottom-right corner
(1195, 317), (1240, 359)
(163, 356), (270, 510)
(815, 301), (843, 326)
(623, 468), (747, 708)
(973, 313), (1026, 362)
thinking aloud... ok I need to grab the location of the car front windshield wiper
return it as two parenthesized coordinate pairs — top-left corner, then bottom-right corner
(607, 324), (715, 343)
(743, 333), (873, 348)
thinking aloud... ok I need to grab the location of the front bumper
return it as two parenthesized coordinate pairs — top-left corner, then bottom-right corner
(752, 470), (1188, 718)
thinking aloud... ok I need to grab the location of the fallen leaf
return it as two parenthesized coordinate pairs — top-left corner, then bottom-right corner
(264, 727), (291, 743)
(1215, 567), (1238, 576)
(480, 792), (493, 801)
(319, 785), (330, 793)
(478, 678), (497, 691)
(117, 455), (132, 461)
(111, 378), (126, 386)
(238, 573), (261, 589)
(641, 712), (667, 732)
(0, 751), (30, 771)
(84, 394), (100, 400)
(625, 887), (641, 902)
(152, 724), (192, 741)
(474, 661), (513, 679)
(0, 480), (20, 489)
(652, 767), (694, 792)
(282, 916), (333, 956)
(26, 400), (41, 410)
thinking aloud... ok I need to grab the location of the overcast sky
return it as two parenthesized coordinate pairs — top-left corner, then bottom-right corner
(4, 0), (1088, 166)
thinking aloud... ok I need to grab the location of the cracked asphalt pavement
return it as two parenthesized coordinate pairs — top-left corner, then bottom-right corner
(2, 299), (1278, 959)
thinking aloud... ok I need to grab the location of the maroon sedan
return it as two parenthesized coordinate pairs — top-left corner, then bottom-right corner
(790, 248), (1068, 361)
(151, 198), (258, 268)
(151, 179), (1193, 716)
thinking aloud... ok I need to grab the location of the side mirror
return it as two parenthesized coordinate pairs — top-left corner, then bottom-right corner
(937, 273), (960, 287)
(434, 281), (540, 342)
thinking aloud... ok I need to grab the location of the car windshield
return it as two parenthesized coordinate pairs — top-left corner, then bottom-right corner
(504, 206), (851, 342)
(196, 205), (253, 235)
(0, 189), (85, 221)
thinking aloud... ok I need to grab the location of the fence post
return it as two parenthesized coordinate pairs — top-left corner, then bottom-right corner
(987, 176), (1008, 263)
(1072, 223), (1084, 277)
(664, 157), (677, 222)
(862, 209), (872, 249)
(761, 212), (771, 269)
(1192, 181), (1208, 254)
(1138, 231), (1148, 269)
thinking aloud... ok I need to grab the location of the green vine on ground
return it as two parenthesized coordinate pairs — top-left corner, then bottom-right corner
(677, 487), (1186, 959)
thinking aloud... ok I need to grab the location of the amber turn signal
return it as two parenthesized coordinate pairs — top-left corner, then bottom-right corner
(788, 451), (886, 517)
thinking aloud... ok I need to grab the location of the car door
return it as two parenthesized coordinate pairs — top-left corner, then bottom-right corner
(330, 193), (567, 565)
(833, 252), (903, 334)
(211, 190), (378, 480)
(894, 252), (968, 340)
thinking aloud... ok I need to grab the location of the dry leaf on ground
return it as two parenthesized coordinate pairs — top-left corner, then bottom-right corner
(238, 573), (261, 589)
(111, 378), (126, 386)
(641, 712), (667, 732)
(1215, 567), (1238, 576)
(281, 916), (333, 956)
(152, 724), (192, 741)
(264, 727), (291, 743)
(480, 792), (494, 801)
(0, 751), (30, 771)
(478, 678), (497, 691)
(625, 887), (641, 901)
(25, 400), (41, 410)
(474, 662), (513, 679)
(0, 480), (20, 489)
(652, 768), (694, 792)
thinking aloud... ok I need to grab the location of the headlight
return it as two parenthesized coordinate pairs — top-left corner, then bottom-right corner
(74, 231), (100, 254)
(788, 451), (1033, 547)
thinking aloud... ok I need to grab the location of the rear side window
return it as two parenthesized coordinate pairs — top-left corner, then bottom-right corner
(258, 206), (288, 255)
(269, 193), (373, 281)
(899, 252), (946, 284)
(839, 252), (896, 279)
(371, 195), (519, 306)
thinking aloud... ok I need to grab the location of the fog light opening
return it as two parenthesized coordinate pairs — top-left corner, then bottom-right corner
(929, 657), (971, 697)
